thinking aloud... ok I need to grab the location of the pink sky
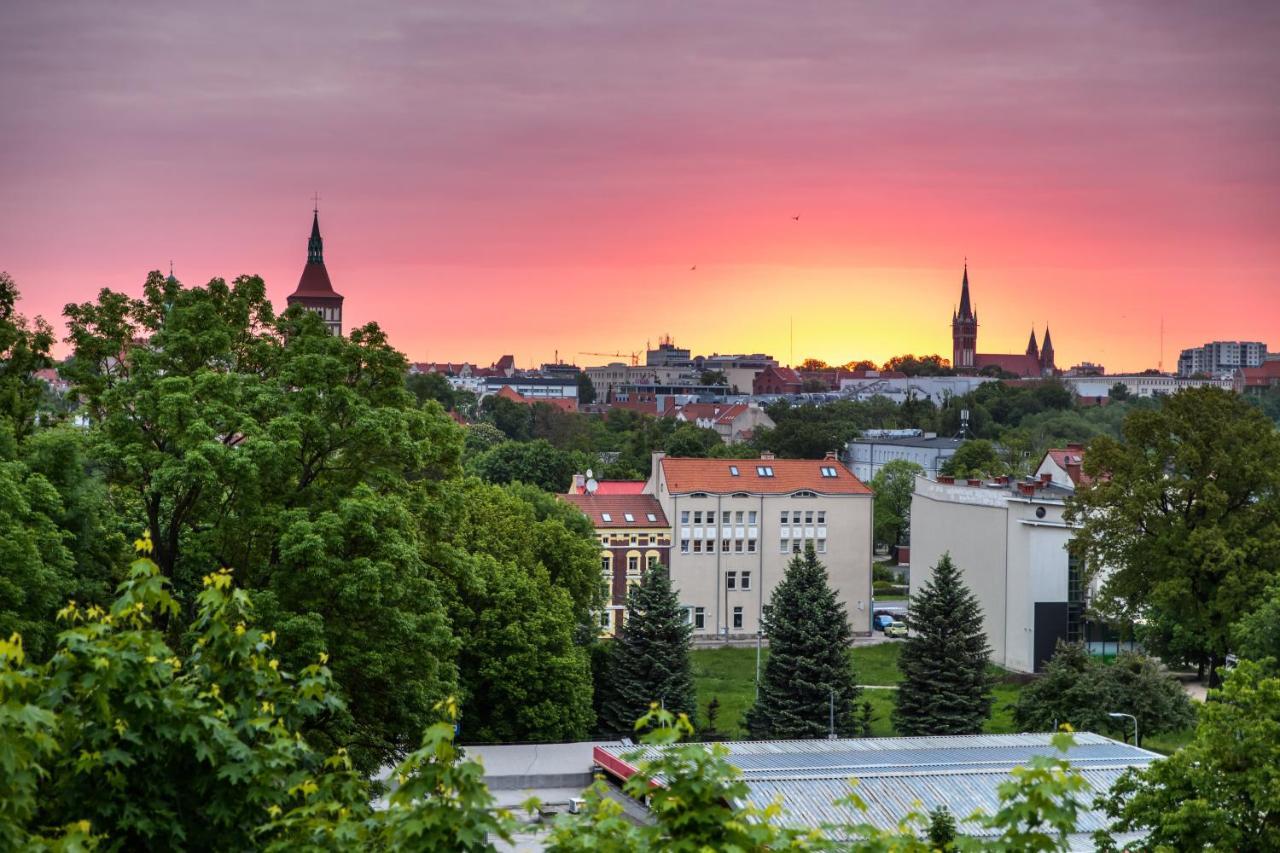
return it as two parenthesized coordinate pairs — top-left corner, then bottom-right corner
(3, 2), (1278, 371)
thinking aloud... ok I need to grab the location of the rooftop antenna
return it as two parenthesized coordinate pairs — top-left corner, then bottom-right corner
(790, 315), (794, 367)
(1159, 316), (1164, 372)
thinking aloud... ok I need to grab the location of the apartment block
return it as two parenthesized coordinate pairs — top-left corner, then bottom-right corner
(1177, 340), (1267, 377)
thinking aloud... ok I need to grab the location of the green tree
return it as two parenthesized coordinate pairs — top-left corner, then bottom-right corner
(1233, 579), (1280, 664)
(406, 370), (456, 409)
(746, 544), (860, 738)
(0, 272), (56, 440)
(61, 274), (464, 772)
(940, 439), (1005, 479)
(577, 372), (596, 404)
(1013, 643), (1193, 746)
(870, 459), (924, 549)
(894, 553), (995, 735)
(699, 369), (727, 387)
(464, 421), (508, 456)
(481, 393), (533, 440)
(1065, 387), (1280, 682)
(1097, 660), (1280, 851)
(468, 439), (581, 492)
(1108, 382), (1130, 401)
(664, 423), (721, 457)
(598, 565), (695, 737)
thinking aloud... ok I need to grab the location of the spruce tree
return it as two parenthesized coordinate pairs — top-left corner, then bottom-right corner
(893, 552), (995, 735)
(598, 564), (696, 736)
(745, 544), (860, 739)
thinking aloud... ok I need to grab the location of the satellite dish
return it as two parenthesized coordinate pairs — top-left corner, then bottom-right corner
(585, 468), (594, 479)
(585, 478), (599, 494)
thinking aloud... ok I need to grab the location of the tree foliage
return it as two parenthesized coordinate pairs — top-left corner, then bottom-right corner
(598, 565), (695, 737)
(1012, 643), (1194, 745)
(467, 438), (583, 492)
(0, 272), (55, 441)
(1097, 660), (1280, 851)
(1065, 387), (1280, 679)
(870, 458), (924, 548)
(940, 439), (1005, 479)
(746, 544), (860, 739)
(894, 553), (995, 735)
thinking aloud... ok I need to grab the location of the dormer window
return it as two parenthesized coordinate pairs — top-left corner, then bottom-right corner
(601, 513), (612, 522)
(820, 466), (838, 477)
(756, 466), (775, 477)
(623, 513), (635, 522)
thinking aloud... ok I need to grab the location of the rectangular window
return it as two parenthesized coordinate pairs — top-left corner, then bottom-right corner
(817, 511), (826, 525)
(722, 511), (731, 523)
(805, 511), (814, 525)
(693, 511), (702, 524)
(792, 511), (802, 524)
(601, 513), (612, 522)
(681, 539), (690, 553)
(681, 510), (690, 524)
(729, 465), (739, 476)
(722, 538), (731, 552)
(706, 537), (716, 553)
(628, 556), (639, 574)
(693, 539), (702, 553)
(780, 511), (788, 525)
(756, 466), (774, 477)
(735, 538), (744, 553)
(821, 466), (838, 477)
(726, 571), (737, 590)
(694, 607), (705, 630)
(780, 538), (789, 553)
(624, 513), (635, 522)
(601, 556), (610, 572)
(817, 538), (827, 553)
(733, 607), (744, 629)
(793, 541), (802, 553)
(735, 510), (744, 524)
(600, 610), (611, 629)
(740, 572), (751, 590)
(748, 510), (757, 525)
(747, 538), (757, 553)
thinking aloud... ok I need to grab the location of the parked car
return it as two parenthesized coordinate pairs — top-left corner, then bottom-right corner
(885, 621), (908, 639)
(873, 614), (896, 632)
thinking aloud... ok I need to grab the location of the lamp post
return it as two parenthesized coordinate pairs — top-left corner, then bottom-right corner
(754, 631), (763, 701)
(1108, 712), (1138, 746)
(828, 687), (836, 739)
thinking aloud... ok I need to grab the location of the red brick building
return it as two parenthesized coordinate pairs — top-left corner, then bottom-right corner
(753, 365), (803, 395)
(951, 264), (1057, 378)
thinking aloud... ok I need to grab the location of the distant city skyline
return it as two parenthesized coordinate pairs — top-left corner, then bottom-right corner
(3, 2), (1278, 372)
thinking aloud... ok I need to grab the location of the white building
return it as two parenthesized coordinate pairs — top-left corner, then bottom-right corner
(839, 375), (997, 406)
(1177, 340), (1267, 377)
(480, 376), (578, 400)
(1065, 373), (1234, 401)
(844, 431), (964, 481)
(910, 462), (1093, 674)
(646, 451), (874, 640)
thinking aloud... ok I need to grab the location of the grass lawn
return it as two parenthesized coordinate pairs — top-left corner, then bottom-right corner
(690, 643), (1192, 753)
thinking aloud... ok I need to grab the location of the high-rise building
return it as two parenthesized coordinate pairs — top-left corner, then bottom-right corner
(286, 208), (344, 335)
(1177, 341), (1267, 377)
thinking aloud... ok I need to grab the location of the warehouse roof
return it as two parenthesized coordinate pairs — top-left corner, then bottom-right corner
(595, 733), (1156, 842)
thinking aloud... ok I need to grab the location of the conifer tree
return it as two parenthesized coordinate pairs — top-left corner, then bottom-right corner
(598, 564), (696, 736)
(746, 544), (859, 738)
(894, 552), (995, 735)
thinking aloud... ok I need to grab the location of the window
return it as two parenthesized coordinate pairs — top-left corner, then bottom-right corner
(693, 539), (702, 553)
(805, 511), (814, 525)
(748, 510), (757, 525)
(630, 534), (637, 544)
(624, 513), (634, 522)
(647, 513), (657, 522)
(747, 538), (757, 553)
(681, 510), (690, 524)
(694, 607), (706, 630)
(735, 510), (744, 524)
(740, 572), (751, 590)
(757, 466), (775, 477)
(735, 538), (744, 553)
(722, 538), (731, 552)
(780, 538), (789, 553)
(820, 466), (838, 477)
(817, 538), (827, 553)
(681, 538), (690, 553)
(706, 538), (716, 553)
(732, 607), (744, 629)
(693, 511), (702, 524)
(601, 513), (612, 522)
(628, 555), (640, 574)
(729, 465), (740, 476)
(600, 610), (611, 629)
(726, 571), (737, 590)
(817, 511), (826, 525)
(722, 511), (731, 523)
(792, 541), (802, 553)
(780, 511), (788, 525)
(792, 511), (802, 524)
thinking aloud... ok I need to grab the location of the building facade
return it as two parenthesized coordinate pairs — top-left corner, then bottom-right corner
(559, 488), (671, 636)
(667, 402), (776, 443)
(1177, 340), (1267, 377)
(647, 451), (874, 639)
(1064, 373), (1234, 399)
(286, 209), (344, 335)
(844, 432), (964, 481)
(753, 366), (803, 395)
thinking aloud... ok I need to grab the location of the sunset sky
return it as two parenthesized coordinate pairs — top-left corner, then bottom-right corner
(3, 2), (1278, 372)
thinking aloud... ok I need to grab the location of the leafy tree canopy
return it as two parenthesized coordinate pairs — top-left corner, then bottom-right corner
(870, 458), (924, 548)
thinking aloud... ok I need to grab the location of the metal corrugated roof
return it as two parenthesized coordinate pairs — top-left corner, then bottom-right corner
(595, 733), (1157, 841)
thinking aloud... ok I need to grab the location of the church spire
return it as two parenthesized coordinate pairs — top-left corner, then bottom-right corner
(957, 262), (973, 319)
(1026, 327), (1039, 359)
(307, 210), (324, 265)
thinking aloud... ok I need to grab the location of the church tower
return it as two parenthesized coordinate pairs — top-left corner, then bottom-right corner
(1040, 326), (1056, 375)
(1026, 328), (1039, 361)
(951, 263), (977, 371)
(286, 207), (344, 335)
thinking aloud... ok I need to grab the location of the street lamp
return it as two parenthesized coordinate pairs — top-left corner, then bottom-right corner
(1108, 712), (1138, 746)
(828, 687), (837, 740)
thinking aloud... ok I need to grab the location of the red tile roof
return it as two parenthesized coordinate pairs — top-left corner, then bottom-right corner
(495, 385), (578, 412)
(559, 493), (669, 528)
(1043, 447), (1092, 487)
(667, 402), (749, 425)
(568, 479), (646, 495)
(660, 456), (871, 495)
(974, 353), (1042, 377)
(1241, 361), (1280, 388)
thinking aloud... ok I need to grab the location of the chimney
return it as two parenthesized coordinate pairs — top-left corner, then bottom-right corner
(1040, 472), (1053, 485)
(967, 478), (982, 487)
(824, 450), (838, 461)
(938, 475), (955, 485)
(760, 451), (776, 460)
(1066, 442), (1084, 451)
(1018, 483), (1036, 496)
(994, 475), (1009, 485)
(572, 473), (585, 494)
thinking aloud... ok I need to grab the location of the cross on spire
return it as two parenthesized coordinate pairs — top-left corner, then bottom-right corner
(311, 192), (321, 213)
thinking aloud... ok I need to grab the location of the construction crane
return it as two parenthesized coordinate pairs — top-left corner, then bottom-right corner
(579, 350), (641, 367)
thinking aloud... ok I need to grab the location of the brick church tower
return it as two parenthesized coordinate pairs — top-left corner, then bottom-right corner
(286, 207), (344, 335)
(951, 263), (977, 371)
